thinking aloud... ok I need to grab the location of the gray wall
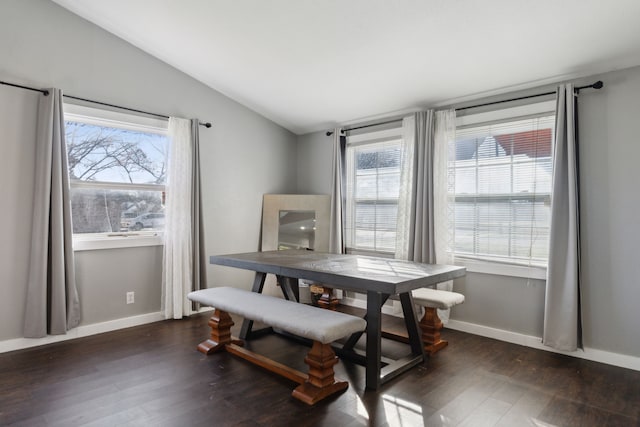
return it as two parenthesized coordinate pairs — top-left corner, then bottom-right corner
(296, 65), (640, 358)
(578, 67), (640, 357)
(296, 131), (334, 195)
(0, 0), (297, 341)
(75, 247), (164, 324)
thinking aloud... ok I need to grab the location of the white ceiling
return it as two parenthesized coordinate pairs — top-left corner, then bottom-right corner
(52, 0), (640, 135)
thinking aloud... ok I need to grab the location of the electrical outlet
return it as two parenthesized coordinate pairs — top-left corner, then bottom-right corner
(126, 291), (135, 304)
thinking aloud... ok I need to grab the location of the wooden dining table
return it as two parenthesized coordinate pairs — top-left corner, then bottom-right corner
(210, 250), (466, 390)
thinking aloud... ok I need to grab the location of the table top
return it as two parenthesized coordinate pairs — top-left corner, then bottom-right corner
(210, 250), (466, 294)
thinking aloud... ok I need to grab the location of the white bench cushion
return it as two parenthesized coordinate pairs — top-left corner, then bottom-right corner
(188, 287), (366, 344)
(410, 288), (465, 309)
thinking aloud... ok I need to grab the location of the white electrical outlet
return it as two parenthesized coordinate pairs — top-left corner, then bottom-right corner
(126, 291), (135, 304)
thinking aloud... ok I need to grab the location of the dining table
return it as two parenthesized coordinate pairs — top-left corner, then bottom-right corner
(210, 249), (466, 390)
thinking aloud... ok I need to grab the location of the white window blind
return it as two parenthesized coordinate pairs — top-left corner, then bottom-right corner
(449, 110), (555, 267)
(345, 135), (402, 254)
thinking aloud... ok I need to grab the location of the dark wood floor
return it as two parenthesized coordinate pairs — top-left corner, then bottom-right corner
(1, 309), (639, 427)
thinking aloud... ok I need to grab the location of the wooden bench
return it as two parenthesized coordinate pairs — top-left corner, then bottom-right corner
(187, 286), (366, 405)
(388, 288), (465, 355)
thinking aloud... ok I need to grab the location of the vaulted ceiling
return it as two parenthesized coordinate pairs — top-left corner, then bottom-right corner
(52, 0), (640, 135)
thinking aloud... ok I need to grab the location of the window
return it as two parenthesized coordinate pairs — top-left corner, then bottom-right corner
(449, 101), (555, 273)
(345, 128), (403, 254)
(64, 104), (168, 244)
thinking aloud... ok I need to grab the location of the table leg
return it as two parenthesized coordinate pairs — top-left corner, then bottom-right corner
(399, 292), (426, 359)
(365, 291), (384, 390)
(342, 294), (389, 351)
(277, 275), (299, 302)
(239, 272), (267, 340)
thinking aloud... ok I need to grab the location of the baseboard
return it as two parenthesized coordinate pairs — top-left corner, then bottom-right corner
(446, 319), (640, 372)
(341, 298), (640, 372)
(0, 311), (164, 354)
(5, 303), (637, 373)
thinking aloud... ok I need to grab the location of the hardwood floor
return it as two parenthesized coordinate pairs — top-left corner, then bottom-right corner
(1, 310), (639, 427)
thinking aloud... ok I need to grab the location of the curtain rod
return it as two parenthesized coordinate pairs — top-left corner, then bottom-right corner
(326, 80), (604, 136)
(325, 118), (401, 136)
(455, 80), (603, 112)
(0, 79), (212, 128)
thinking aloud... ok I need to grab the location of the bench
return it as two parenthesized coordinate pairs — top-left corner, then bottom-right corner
(187, 286), (366, 405)
(388, 288), (465, 355)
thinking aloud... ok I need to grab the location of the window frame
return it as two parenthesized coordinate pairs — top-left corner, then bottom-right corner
(64, 103), (168, 251)
(450, 100), (556, 279)
(344, 127), (404, 256)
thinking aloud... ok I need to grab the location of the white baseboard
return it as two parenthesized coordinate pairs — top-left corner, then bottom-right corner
(445, 319), (640, 372)
(0, 311), (164, 354)
(341, 298), (640, 372)
(5, 303), (638, 373)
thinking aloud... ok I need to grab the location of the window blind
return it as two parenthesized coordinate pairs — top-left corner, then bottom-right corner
(345, 138), (402, 253)
(449, 114), (555, 267)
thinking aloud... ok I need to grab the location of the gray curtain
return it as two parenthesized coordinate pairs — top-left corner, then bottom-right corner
(24, 88), (80, 338)
(399, 110), (457, 321)
(543, 83), (582, 351)
(191, 119), (207, 310)
(329, 128), (345, 254)
(405, 110), (436, 264)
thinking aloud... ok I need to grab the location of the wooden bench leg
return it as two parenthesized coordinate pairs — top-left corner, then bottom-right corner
(197, 309), (243, 355)
(317, 286), (339, 311)
(420, 307), (448, 355)
(292, 341), (348, 405)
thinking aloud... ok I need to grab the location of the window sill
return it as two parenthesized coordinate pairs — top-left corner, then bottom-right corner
(347, 248), (547, 280)
(454, 257), (547, 280)
(345, 248), (395, 258)
(73, 233), (163, 251)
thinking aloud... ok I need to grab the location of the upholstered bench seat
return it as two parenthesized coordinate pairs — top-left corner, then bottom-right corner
(187, 286), (366, 405)
(188, 286), (366, 344)
(409, 288), (465, 309)
(389, 287), (465, 355)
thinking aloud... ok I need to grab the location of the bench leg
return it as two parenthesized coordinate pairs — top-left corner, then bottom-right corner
(292, 341), (348, 405)
(420, 307), (448, 355)
(197, 309), (243, 355)
(317, 286), (339, 311)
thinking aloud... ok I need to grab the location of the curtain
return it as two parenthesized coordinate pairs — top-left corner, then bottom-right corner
(396, 110), (456, 322)
(433, 110), (457, 303)
(433, 111), (456, 263)
(329, 128), (345, 254)
(162, 117), (207, 319)
(190, 119), (207, 311)
(396, 111), (436, 263)
(24, 88), (81, 338)
(396, 115), (416, 261)
(543, 84), (582, 351)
